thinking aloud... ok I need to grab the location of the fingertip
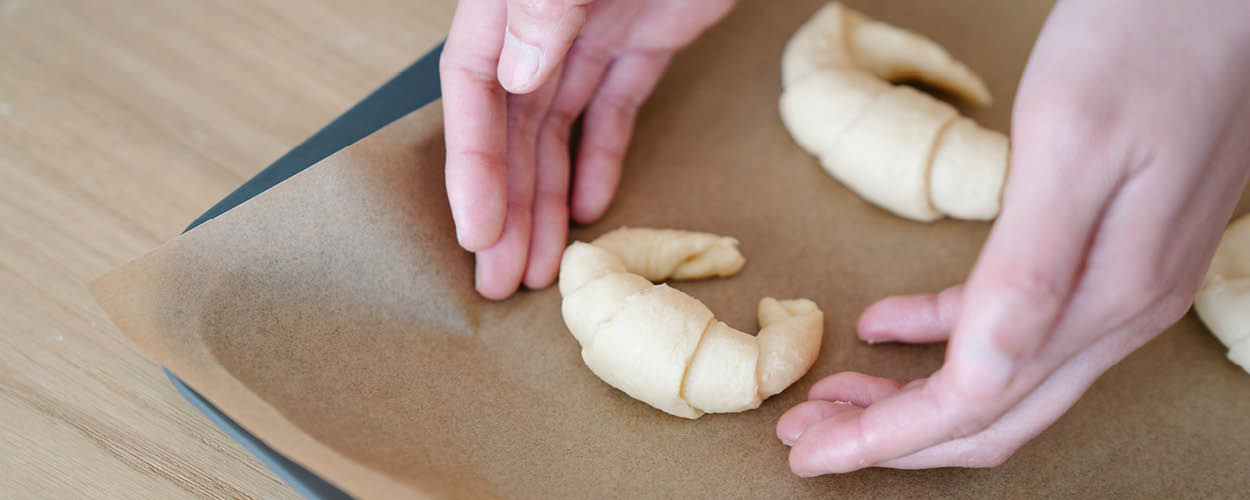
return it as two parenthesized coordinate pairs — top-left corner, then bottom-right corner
(569, 165), (617, 224)
(855, 299), (898, 343)
(855, 286), (963, 344)
(453, 207), (505, 252)
(472, 210), (533, 300)
(475, 255), (521, 301)
(569, 194), (610, 225)
(788, 411), (865, 476)
(521, 273), (554, 291)
(807, 372), (902, 407)
(522, 230), (564, 290)
(777, 400), (854, 447)
(458, 223), (503, 253)
(476, 279), (516, 301)
(446, 160), (507, 252)
(789, 449), (825, 478)
(521, 241), (562, 290)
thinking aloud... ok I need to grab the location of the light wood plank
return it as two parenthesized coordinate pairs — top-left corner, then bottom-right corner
(0, 0), (454, 497)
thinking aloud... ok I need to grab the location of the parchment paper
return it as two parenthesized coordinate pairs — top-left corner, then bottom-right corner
(91, 1), (1250, 498)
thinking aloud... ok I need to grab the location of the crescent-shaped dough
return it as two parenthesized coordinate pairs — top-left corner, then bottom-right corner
(559, 228), (824, 418)
(780, 1), (991, 105)
(1195, 214), (1250, 373)
(779, 2), (1008, 221)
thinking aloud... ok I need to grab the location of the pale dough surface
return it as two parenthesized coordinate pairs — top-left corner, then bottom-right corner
(779, 1), (1008, 221)
(1195, 214), (1250, 373)
(559, 228), (824, 418)
(929, 118), (1009, 219)
(821, 86), (956, 221)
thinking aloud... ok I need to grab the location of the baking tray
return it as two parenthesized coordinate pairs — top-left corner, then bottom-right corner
(167, 42), (445, 499)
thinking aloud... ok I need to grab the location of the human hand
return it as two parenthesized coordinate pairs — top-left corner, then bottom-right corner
(777, 0), (1250, 475)
(441, 0), (735, 299)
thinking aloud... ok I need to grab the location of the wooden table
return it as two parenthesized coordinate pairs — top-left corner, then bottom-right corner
(0, 1), (453, 497)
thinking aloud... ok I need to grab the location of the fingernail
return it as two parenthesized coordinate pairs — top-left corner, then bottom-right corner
(957, 336), (1015, 398)
(498, 29), (542, 92)
(778, 427), (797, 446)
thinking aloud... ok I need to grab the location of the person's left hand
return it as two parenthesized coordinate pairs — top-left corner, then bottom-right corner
(775, 0), (1250, 475)
(441, 0), (734, 300)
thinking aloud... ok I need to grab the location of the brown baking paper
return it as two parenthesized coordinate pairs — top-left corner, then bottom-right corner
(91, 1), (1250, 498)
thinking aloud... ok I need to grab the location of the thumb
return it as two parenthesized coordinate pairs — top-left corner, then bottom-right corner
(944, 102), (1121, 400)
(498, 0), (594, 94)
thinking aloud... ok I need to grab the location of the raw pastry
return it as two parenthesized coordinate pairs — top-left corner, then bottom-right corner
(558, 228), (824, 418)
(779, 2), (1008, 221)
(1194, 214), (1250, 374)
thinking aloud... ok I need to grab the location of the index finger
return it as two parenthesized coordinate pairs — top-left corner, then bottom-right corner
(441, 0), (509, 251)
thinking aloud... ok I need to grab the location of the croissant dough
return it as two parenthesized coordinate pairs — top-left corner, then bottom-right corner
(1194, 214), (1250, 373)
(779, 2), (1009, 221)
(559, 228), (824, 418)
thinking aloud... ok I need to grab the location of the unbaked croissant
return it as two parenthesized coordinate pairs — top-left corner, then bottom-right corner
(1194, 214), (1250, 374)
(780, 2), (1008, 221)
(558, 228), (824, 418)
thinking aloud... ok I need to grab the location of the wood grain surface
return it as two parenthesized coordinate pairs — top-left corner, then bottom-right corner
(0, 0), (453, 497)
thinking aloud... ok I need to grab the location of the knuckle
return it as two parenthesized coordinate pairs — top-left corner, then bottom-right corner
(944, 406), (997, 439)
(598, 92), (643, 119)
(441, 49), (500, 87)
(506, 104), (541, 137)
(517, 93), (553, 119)
(507, 196), (535, 213)
(950, 418), (991, 440)
(569, 41), (612, 67)
(1013, 89), (1134, 173)
(542, 119), (573, 145)
(534, 185), (568, 207)
(544, 105), (580, 134)
(583, 141), (627, 167)
(993, 267), (1068, 313)
(1016, 88), (1118, 142)
(934, 386), (996, 439)
(511, 0), (566, 21)
(451, 147), (508, 172)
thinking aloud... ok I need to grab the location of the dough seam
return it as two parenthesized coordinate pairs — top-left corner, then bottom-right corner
(780, 2), (1008, 221)
(922, 116), (961, 214)
(808, 70), (891, 157)
(581, 273), (655, 345)
(676, 316), (720, 409)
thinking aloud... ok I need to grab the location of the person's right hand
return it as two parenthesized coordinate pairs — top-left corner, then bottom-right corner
(775, 0), (1250, 476)
(441, 0), (735, 299)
